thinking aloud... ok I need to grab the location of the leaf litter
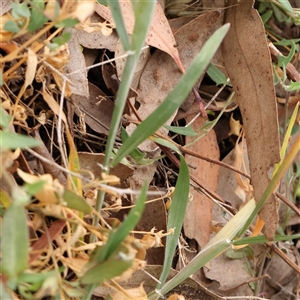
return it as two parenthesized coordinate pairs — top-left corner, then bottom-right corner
(1, 1), (300, 300)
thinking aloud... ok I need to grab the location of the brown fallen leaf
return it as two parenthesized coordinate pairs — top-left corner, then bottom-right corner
(95, 1), (185, 71)
(204, 252), (253, 295)
(64, 28), (89, 98)
(71, 82), (114, 135)
(184, 115), (220, 249)
(0, 0), (11, 16)
(30, 219), (66, 264)
(115, 39), (151, 90)
(73, 13), (118, 51)
(222, 0), (281, 239)
(78, 152), (134, 182)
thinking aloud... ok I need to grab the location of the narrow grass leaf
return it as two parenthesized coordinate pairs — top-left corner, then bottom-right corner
(0, 131), (41, 149)
(63, 190), (92, 214)
(232, 233), (300, 246)
(207, 63), (231, 86)
(226, 246), (254, 259)
(121, 127), (146, 162)
(277, 0), (294, 13)
(157, 156), (189, 288)
(111, 24), (230, 167)
(66, 130), (82, 197)
(150, 136), (181, 155)
(149, 241), (229, 299)
(81, 258), (132, 285)
(274, 101), (299, 174)
(261, 10), (273, 24)
(102, 0), (156, 170)
(107, 1), (130, 51)
(94, 0), (155, 221)
(0, 281), (12, 300)
(18, 269), (60, 285)
(151, 199), (256, 298)
(164, 125), (197, 136)
(1, 203), (29, 279)
(0, 106), (12, 128)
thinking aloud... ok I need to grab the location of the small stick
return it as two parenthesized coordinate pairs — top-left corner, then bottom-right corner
(192, 87), (208, 118)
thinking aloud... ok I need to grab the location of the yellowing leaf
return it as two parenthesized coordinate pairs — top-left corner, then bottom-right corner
(17, 169), (64, 205)
(228, 114), (242, 136)
(24, 48), (37, 89)
(42, 84), (68, 125)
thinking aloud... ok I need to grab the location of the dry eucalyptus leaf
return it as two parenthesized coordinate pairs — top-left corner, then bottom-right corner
(184, 116), (220, 249)
(95, 1), (189, 72)
(78, 152), (134, 182)
(222, 0), (280, 239)
(24, 48), (37, 90)
(64, 28), (89, 98)
(72, 82), (114, 135)
(267, 245), (297, 289)
(0, 0), (11, 16)
(168, 16), (195, 34)
(115, 39), (151, 90)
(83, 48), (99, 68)
(204, 252), (253, 294)
(74, 13), (118, 51)
(42, 84), (68, 126)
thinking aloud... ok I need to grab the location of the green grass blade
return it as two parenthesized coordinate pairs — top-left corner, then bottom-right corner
(231, 233), (300, 246)
(111, 23), (230, 167)
(207, 63), (231, 86)
(149, 199), (256, 299)
(102, 0), (156, 170)
(164, 125), (197, 136)
(93, 0), (155, 221)
(107, 1), (130, 51)
(149, 242), (229, 299)
(0, 131), (41, 149)
(81, 257), (133, 285)
(157, 156), (190, 289)
(1, 203), (29, 281)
